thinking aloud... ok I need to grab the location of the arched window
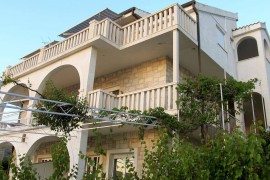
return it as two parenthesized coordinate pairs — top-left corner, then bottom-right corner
(237, 38), (259, 61)
(264, 40), (270, 61)
(244, 92), (266, 134)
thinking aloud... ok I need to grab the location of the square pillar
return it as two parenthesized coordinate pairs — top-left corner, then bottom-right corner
(67, 130), (88, 180)
(235, 103), (246, 132)
(173, 30), (180, 83)
(80, 47), (97, 97)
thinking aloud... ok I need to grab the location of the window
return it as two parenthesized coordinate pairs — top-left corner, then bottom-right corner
(39, 157), (52, 163)
(264, 40), (270, 62)
(106, 149), (137, 179)
(105, 86), (121, 95)
(217, 26), (225, 48)
(237, 38), (259, 61)
(112, 154), (134, 179)
(85, 156), (101, 174)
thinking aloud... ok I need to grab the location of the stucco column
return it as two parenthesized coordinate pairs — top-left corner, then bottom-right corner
(0, 104), (6, 121)
(80, 47), (97, 97)
(67, 130), (88, 180)
(24, 91), (38, 125)
(173, 29), (180, 83)
(235, 103), (246, 132)
(0, 147), (4, 161)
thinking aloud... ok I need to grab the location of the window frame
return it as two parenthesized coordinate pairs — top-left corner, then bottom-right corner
(106, 148), (138, 179)
(84, 155), (102, 174)
(216, 25), (226, 50)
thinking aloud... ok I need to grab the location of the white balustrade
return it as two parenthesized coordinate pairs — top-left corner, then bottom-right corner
(8, 4), (197, 77)
(94, 19), (123, 45)
(8, 53), (40, 76)
(88, 83), (178, 112)
(88, 89), (118, 109)
(43, 27), (90, 61)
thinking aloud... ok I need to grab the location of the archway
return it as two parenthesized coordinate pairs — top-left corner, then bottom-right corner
(37, 65), (80, 95)
(0, 142), (16, 176)
(243, 92), (266, 133)
(237, 37), (259, 61)
(1, 84), (30, 124)
(26, 136), (69, 179)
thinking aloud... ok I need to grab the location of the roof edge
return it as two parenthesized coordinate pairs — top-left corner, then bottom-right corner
(195, 1), (238, 20)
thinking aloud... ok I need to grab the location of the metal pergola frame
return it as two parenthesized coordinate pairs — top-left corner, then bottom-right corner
(0, 91), (159, 142)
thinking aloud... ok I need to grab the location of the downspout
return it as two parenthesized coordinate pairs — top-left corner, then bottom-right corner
(193, 1), (202, 74)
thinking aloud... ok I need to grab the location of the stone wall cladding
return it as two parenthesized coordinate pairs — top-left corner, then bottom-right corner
(94, 57), (168, 93)
(165, 58), (194, 83)
(32, 141), (57, 163)
(86, 129), (159, 176)
(94, 56), (194, 94)
(28, 129), (158, 176)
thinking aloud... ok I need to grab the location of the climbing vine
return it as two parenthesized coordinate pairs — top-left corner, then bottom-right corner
(176, 75), (257, 141)
(33, 81), (89, 134)
(2, 73), (267, 179)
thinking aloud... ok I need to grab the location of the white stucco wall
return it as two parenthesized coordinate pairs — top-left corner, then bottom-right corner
(195, 3), (238, 78)
(234, 24), (270, 125)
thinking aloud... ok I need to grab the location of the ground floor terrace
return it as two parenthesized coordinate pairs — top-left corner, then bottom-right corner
(0, 123), (158, 179)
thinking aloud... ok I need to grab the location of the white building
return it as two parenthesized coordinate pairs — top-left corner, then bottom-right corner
(0, 1), (269, 179)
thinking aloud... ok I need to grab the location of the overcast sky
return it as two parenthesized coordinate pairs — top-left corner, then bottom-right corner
(0, 0), (269, 73)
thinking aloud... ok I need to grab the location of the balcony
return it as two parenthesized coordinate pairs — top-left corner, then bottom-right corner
(88, 83), (178, 114)
(6, 4), (197, 78)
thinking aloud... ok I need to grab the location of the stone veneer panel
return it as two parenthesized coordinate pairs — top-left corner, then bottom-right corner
(86, 129), (158, 177)
(165, 58), (194, 83)
(94, 57), (168, 93)
(94, 56), (193, 94)
(32, 141), (58, 163)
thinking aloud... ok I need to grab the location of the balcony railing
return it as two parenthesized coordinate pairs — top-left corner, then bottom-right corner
(6, 4), (197, 77)
(88, 83), (178, 112)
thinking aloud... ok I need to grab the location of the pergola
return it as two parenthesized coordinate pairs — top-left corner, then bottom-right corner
(0, 90), (158, 143)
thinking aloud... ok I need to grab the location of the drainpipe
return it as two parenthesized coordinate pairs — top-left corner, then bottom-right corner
(192, 1), (202, 74)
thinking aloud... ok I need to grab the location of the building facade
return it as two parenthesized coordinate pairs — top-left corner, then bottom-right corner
(0, 1), (270, 179)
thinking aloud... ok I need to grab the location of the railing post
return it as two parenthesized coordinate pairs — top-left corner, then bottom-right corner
(103, 19), (110, 38)
(37, 48), (45, 63)
(96, 90), (103, 108)
(143, 18), (148, 37)
(4, 66), (11, 76)
(140, 92), (145, 111)
(173, 5), (180, 25)
(173, 84), (178, 110)
(88, 20), (97, 39)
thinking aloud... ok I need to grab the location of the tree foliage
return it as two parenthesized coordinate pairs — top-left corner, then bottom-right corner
(33, 81), (89, 134)
(2, 73), (267, 179)
(10, 155), (40, 180)
(47, 137), (75, 180)
(176, 75), (257, 140)
(0, 161), (8, 180)
(141, 129), (270, 180)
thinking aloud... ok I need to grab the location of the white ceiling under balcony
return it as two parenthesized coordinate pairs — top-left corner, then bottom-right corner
(92, 30), (224, 79)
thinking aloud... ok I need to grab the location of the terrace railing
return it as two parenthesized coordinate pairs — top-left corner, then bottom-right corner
(88, 83), (178, 112)
(6, 4), (197, 77)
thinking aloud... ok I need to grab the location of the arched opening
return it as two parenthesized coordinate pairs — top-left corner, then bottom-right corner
(244, 92), (266, 134)
(237, 37), (259, 61)
(38, 65), (80, 95)
(0, 142), (16, 176)
(264, 40), (270, 61)
(26, 136), (69, 179)
(1, 84), (30, 124)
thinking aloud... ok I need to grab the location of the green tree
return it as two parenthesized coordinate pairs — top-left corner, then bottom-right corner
(33, 81), (89, 134)
(176, 75), (256, 141)
(10, 155), (40, 180)
(0, 161), (9, 180)
(47, 137), (75, 180)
